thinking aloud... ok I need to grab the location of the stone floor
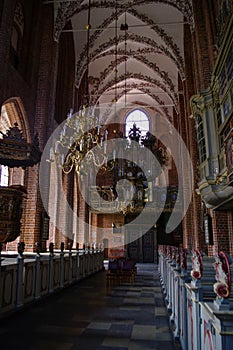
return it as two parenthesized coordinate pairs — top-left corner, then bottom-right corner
(0, 264), (181, 350)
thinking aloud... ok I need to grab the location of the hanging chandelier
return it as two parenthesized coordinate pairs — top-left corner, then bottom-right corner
(89, 122), (168, 216)
(49, 0), (112, 175)
(48, 0), (168, 182)
(56, 107), (110, 175)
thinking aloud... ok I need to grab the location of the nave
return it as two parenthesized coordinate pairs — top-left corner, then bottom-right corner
(0, 1), (233, 350)
(0, 264), (180, 350)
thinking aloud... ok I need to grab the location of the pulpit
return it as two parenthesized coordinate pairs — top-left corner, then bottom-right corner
(0, 123), (41, 243)
(0, 185), (26, 243)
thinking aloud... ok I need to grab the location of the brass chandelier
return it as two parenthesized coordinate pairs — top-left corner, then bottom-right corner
(50, 0), (111, 175)
(56, 107), (109, 175)
(49, 0), (168, 182)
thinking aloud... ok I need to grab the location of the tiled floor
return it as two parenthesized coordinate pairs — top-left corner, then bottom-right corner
(0, 264), (181, 350)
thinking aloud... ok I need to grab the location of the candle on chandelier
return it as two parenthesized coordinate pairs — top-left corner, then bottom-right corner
(49, 147), (53, 160)
(104, 142), (107, 154)
(67, 109), (73, 119)
(62, 125), (67, 135)
(54, 141), (59, 154)
(105, 130), (108, 140)
(80, 138), (84, 151)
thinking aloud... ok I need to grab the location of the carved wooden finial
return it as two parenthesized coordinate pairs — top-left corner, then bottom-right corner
(49, 242), (54, 255)
(60, 242), (64, 252)
(35, 241), (41, 255)
(17, 241), (25, 256)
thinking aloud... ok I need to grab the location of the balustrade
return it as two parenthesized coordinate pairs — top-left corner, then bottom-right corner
(0, 242), (104, 317)
(158, 244), (233, 350)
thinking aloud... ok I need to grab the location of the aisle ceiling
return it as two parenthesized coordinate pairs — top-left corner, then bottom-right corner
(49, 0), (194, 122)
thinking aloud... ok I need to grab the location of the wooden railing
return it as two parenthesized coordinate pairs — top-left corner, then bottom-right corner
(0, 242), (104, 317)
(158, 245), (233, 350)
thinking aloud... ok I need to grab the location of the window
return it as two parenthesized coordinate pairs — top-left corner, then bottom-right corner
(196, 114), (207, 163)
(0, 0), (4, 25)
(226, 48), (233, 81)
(219, 68), (227, 97)
(219, 44), (233, 97)
(222, 0), (229, 23)
(219, 134), (224, 150)
(125, 109), (149, 138)
(0, 165), (9, 186)
(223, 95), (231, 118)
(10, 2), (24, 69)
(222, 117), (233, 172)
(216, 105), (223, 128)
(230, 85), (233, 106)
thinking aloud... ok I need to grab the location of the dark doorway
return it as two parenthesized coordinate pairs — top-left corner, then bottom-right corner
(127, 229), (155, 263)
(103, 238), (109, 259)
(142, 230), (155, 262)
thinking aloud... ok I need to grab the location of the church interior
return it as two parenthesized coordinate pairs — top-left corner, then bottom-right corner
(0, 1), (233, 349)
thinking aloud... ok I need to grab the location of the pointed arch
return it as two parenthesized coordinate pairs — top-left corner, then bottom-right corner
(91, 73), (175, 114)
(76, 30), (184, 86)
(89, 57), (178, 107)
(53, 0), (194, 41)
(0, 97), (31, 142)
(101, 88), (171, 124)
(125, 108), (150, 137)
(75, 6), (184, 84)
(10, 2), (25, 69)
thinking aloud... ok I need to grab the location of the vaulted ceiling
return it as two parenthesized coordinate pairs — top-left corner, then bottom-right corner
(50, 0), (194, 123)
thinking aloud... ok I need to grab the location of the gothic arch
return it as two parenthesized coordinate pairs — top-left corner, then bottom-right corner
(89, 57), (178, 107)
(125, 108), (150, 135)
(0, 98), (31, 200)
(76, 30), (184, 86)
(75, 6), (184, 84)
(0, 97), (31, 142)
(53, 0), (194, 41)
(91, 73), (175, 113)
(101, 89), (171, 124)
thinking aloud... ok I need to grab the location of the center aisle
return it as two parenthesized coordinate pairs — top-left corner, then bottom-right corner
(0, 264), (181, 350)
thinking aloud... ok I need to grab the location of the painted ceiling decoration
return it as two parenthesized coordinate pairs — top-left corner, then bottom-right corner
(53, 0), (194, 41)
(129, 8), (184, 64)
(101, 88), (171, 124)
(89, 48), (179, 102)
(97, 80), (174, 123)
(47, 0), (192, 126)
(75, 7), (184, 85)
(89, 70), (177, 109)
(76, 30), (184, 86)
(85, 52), (177, 99)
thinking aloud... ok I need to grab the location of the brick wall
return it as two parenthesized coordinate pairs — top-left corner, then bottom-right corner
(204, 209), (233, 257)
(191, 0), (216, 90)
(228, 210), (233, 256)
(0, 1), (61, 252)
(1, 1), (232, 259)
(55, 20), (75, 125)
